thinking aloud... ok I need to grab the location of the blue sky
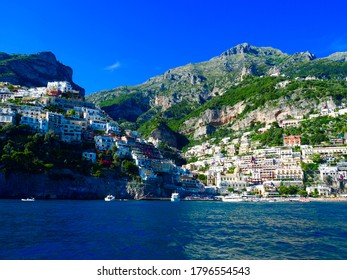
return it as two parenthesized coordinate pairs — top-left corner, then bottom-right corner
(1, 0), (347, 95)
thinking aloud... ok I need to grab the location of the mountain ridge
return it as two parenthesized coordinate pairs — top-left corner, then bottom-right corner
(87, 43), (335, 107)
(86, 43), (347, 148)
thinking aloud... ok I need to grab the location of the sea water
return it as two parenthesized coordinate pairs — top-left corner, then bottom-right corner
(0, 199), (346, 260)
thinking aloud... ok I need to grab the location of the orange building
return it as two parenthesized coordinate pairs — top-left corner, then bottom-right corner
(283, 135), (301, 146)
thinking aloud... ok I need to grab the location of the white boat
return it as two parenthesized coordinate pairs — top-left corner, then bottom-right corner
(21, 197), (35, 202)
(171, 192), (180, 202)
(104, 194), (115, 201)
(222, 194), (246, 202)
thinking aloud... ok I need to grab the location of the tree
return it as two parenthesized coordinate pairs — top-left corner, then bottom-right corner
(226, 166), (235, 174)
(298, 190), (308, 197)
(323, 175), (333, 187)
(313, 188), (319, 198)
(197, 174), (207, 185)
(227, 187), (235, 193)
(122, 160), (139, 177)
(67, 109), (76, 117)
(2, 140), (15, 155)
(288, 185), (299, 195)
(311, 153), (324, 164)
(279, 185), (289, 195)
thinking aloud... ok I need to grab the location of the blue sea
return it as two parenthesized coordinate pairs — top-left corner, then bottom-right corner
(0, 199), (346, 260)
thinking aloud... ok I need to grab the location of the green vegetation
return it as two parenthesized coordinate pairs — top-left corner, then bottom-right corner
(0, 125), (83, 174)
(197, 174), (207, 185)
(226, 166), (236, 174)
(252, 122), (284, 147)
(121, 160), (139, 178)
(301, 162), (319, 184)
(99, 92), (137, 107)
(0, 124), (141, 180)
(137, 115), (165, 137)
(278, 185), (308, 197)
(251, 114), (347, 148)
(284, 60), (347, 80)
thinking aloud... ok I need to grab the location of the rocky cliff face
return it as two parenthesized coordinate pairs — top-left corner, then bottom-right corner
(181, 104), (246, 135)
(0, 169), (176, 200)
(0, 51), (85, 97)
(0, 170), (129, 199)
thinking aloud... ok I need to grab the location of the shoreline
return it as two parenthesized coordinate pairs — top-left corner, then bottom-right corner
(311, 197), (347, 202)
(3, 196), (347, 202)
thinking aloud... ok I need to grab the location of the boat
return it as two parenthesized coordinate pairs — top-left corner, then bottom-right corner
(222, 194), (246, 202)
(21, 197), (35, 202)
(104, 194), (115, 201)
(171, 192), (180, 202)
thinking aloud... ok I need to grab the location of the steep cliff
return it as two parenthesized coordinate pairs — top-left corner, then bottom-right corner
(0, 169), (129, 199)
(0, 51), (85, 97)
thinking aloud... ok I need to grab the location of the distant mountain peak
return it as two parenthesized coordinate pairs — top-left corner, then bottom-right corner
(299, 51), (316, 60)
(222, 42), (255, 56)
(220, 42), (283, 57)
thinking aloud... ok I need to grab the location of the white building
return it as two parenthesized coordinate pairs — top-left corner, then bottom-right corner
(94, 135), (116, 151)
(47, 81), (73, 93)
(28, 87), (47, 97)
(254, 147), (281, 158)
(319, 165), (338, 181)
(89, 120), (107, 131)
(106, 122), (122, 135)
(61, 118), (84, 142)
(0, 90), (14, 102)
(82, 107), (109, 122)
(18, 106), (46, 119)
(280, 148), (294, 159)
(216, 171), (249, 192)
(0, 107), (16, 124)
(280, 119), (302, 128)
(0, 114), (15, 124)
(274, 167), (304, 181)
(313, 146), (347, 156)
(306, 186), (332, 196)
(20, 116), (48, 133)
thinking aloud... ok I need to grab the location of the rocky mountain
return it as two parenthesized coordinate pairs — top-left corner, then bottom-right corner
(87, 43), (318, 107)
(0, 51), (85, 96)
(86, 43), (347, 147)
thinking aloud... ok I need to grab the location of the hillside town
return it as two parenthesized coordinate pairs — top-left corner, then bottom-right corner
(0, 81), (199, 197)
(183, 98), (347, 199)
(1, 81), (347, 200)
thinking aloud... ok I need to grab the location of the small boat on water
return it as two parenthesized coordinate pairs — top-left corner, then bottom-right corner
(222, 194), (246, 202)
(21, 197), (35, 202)
(171, 192), (180, 202)
(104, 194), (115, 201)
